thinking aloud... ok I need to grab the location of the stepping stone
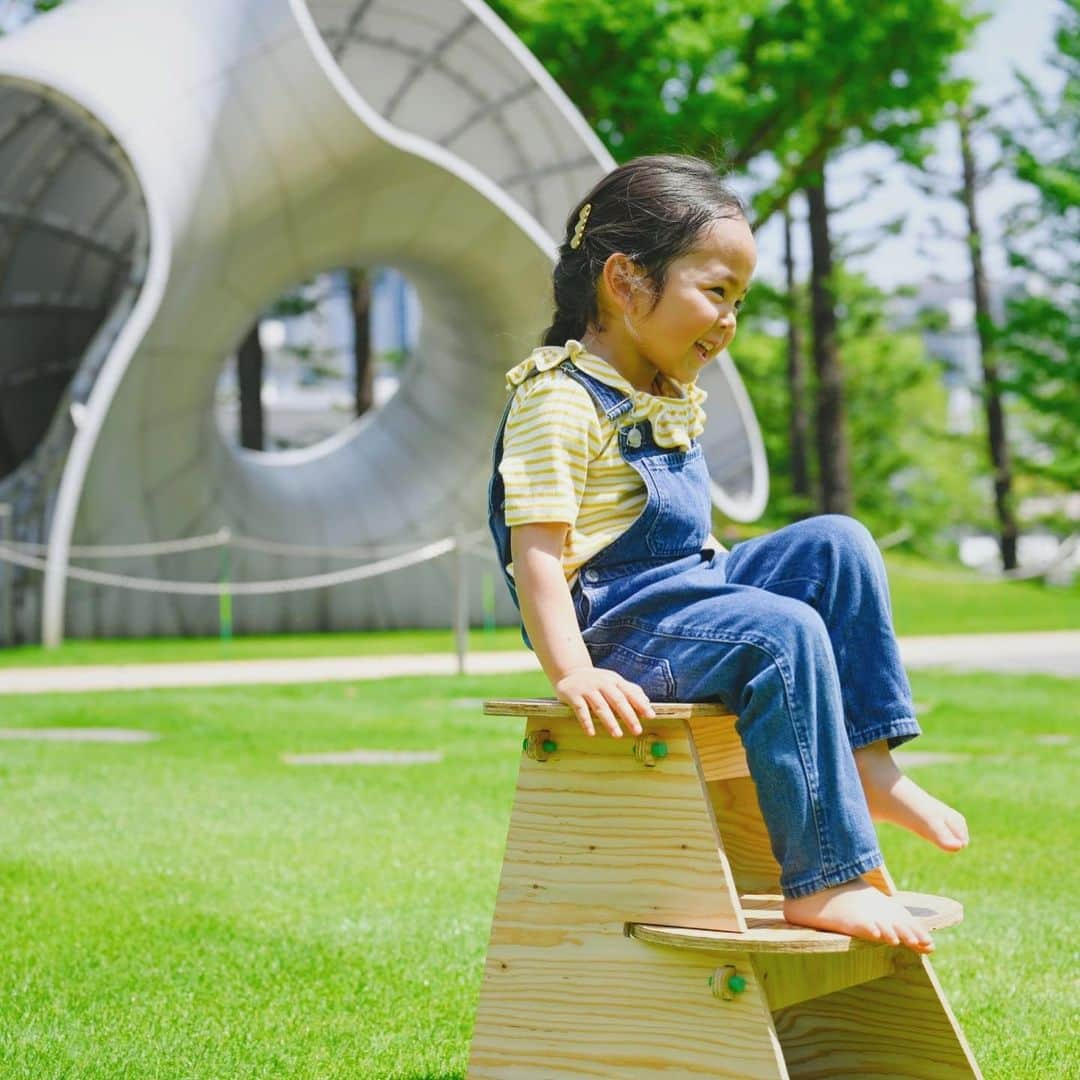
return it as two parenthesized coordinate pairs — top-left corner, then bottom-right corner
(281, 749), (443, 766)
(0, 728), (158, 743)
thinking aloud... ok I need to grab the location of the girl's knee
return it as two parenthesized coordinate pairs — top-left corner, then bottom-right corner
(758, 592), (833, 660)
(798, 513), (874, 550)
(793, 515), (881, 575)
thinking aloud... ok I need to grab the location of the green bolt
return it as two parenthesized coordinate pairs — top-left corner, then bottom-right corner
(542, 739), (557, 754)
(727, 974), (747, 994)
(522, 738), (528, 750)
(651, 741), (668, 759)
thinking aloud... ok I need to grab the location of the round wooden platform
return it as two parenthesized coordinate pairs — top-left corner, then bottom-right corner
(629, 891), (963, 954)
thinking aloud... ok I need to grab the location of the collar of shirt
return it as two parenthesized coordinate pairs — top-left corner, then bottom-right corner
(503, 339), (707, 451)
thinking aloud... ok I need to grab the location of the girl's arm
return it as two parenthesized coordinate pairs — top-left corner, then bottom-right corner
(511, 522), (655, 738)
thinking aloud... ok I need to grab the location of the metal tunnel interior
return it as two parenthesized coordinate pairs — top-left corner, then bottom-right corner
(0, 84), (144, 480)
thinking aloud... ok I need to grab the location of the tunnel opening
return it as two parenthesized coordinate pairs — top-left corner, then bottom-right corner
(0, 81), (142, 481)
(214, 266), (421, 454)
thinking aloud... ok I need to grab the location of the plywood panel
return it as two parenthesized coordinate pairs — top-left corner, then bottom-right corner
(709, 776), (784, 894)
(773, 954), (982, 1078)
(470, 938), (789, 1079)
(754, 950), (899, 1011)
(491, 716), (743, 932)
(688, 711), (750, 781)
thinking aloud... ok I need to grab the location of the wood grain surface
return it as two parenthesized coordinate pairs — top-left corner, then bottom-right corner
(772, 954), (983, 1078)
(483, 698), (734, 720)
(471, 700), (979, 1078)
(470, 938), (790, 1078)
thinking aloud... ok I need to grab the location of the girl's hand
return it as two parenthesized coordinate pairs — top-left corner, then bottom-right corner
(554, 666), (656, 738)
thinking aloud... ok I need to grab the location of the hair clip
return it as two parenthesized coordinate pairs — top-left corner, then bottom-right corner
(569, 202), (592, 249)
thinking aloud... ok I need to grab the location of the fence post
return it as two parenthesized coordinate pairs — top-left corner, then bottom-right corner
(218, 529), (233, 642)
(454, 524), (468, 675)
(0, 503), (12, 647)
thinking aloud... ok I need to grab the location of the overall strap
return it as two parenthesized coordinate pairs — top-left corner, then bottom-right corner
(556, 359), (635, 422)
(491, 357), (633, 467)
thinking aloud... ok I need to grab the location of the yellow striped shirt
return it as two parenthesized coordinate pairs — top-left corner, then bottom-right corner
(499, 340), (707, 583)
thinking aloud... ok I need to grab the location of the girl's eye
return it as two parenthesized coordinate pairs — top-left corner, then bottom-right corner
(710, 286), (726, 297)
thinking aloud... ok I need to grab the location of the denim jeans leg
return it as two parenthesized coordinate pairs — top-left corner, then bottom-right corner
(725, 515), (921, 750)
(590, 586), (884, 899)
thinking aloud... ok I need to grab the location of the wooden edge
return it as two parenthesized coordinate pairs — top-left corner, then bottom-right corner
(627, 891), (963, 955)
(483, 698), (735, 719)
(917, 954), (987, 1080)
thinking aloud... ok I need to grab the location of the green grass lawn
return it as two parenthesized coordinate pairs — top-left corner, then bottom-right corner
(1, 553), (1077, 668)
(0, 670), (1075, 1077)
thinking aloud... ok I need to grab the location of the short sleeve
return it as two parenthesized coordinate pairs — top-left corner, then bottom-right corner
(499, 372), (600, 527)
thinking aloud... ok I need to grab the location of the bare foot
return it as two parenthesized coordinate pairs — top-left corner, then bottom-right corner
(784, 879), (934, 952)
(854, 740), (969, 852)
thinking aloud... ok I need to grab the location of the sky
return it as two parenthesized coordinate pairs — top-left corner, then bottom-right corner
(753, 0), (1067, 293)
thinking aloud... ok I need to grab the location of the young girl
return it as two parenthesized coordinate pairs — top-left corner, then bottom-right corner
(488, 154), (968, 951)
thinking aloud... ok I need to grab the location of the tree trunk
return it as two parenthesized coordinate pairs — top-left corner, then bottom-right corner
(349, 268), (374, 417)
(237, 323), (264, 451)
(783, 207), (812, 513)
(959, 111), (1018, 570)
(804, 160), (852, 515)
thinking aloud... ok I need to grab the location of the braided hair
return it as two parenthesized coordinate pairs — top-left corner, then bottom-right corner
(541, 154), (747, 347)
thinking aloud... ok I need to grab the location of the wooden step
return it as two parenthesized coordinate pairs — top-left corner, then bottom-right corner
(628, 890), (963, 955)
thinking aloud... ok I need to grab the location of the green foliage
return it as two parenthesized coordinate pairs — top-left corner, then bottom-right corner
(486, 0), (749, 161)
(266, 292), (318, 320)
(490, 0), (980, 225)
(995, 0), (1080, 498)
(837, 270), (987, 550)
(736, 269), (985, 552)
(490, 0), (990, 546)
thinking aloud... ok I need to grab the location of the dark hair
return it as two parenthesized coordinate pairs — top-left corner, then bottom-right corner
(541, 154), (747, 347)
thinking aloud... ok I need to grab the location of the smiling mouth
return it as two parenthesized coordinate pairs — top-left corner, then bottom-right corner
(694, 341), (719, 362)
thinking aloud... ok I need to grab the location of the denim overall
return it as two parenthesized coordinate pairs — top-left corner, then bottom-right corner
(489, 359), (921, 899)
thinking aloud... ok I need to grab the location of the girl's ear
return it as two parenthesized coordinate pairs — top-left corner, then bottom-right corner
(602, 253), (649, 314)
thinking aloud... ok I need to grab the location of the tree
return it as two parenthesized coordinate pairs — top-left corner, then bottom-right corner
(490, 0), (979, 516)
(237, 324), (264, 451)
(956, 105), (1019, 568)
(996, 0), (1079, 514)
(782, 207), (812, 511)
(738, 268), (985, 550)
(728, 1), (978, 514)
(347, 268), (374, 418)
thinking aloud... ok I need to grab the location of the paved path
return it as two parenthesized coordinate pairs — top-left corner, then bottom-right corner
(0, 631), (1075, 695)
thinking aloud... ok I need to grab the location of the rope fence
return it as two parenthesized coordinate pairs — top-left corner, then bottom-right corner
(0, 523), (498, 667)
(0, 514), (1075, 658)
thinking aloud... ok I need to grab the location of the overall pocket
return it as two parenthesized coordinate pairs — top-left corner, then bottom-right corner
(586, 640), (677, 700)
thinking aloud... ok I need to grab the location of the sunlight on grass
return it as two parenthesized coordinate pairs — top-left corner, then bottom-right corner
(0, 670), (1075, 1077)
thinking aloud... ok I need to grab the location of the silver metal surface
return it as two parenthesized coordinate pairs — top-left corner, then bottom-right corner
(0, 0), (767, 644)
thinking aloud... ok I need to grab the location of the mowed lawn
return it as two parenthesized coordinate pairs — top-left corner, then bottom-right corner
(0, 670), (1076, 1078)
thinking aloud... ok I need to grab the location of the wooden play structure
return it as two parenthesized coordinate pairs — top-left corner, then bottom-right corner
(469, 699), (982, 1078)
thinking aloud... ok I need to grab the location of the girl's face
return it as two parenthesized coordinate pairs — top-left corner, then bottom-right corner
(626, 216), (757, 388)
